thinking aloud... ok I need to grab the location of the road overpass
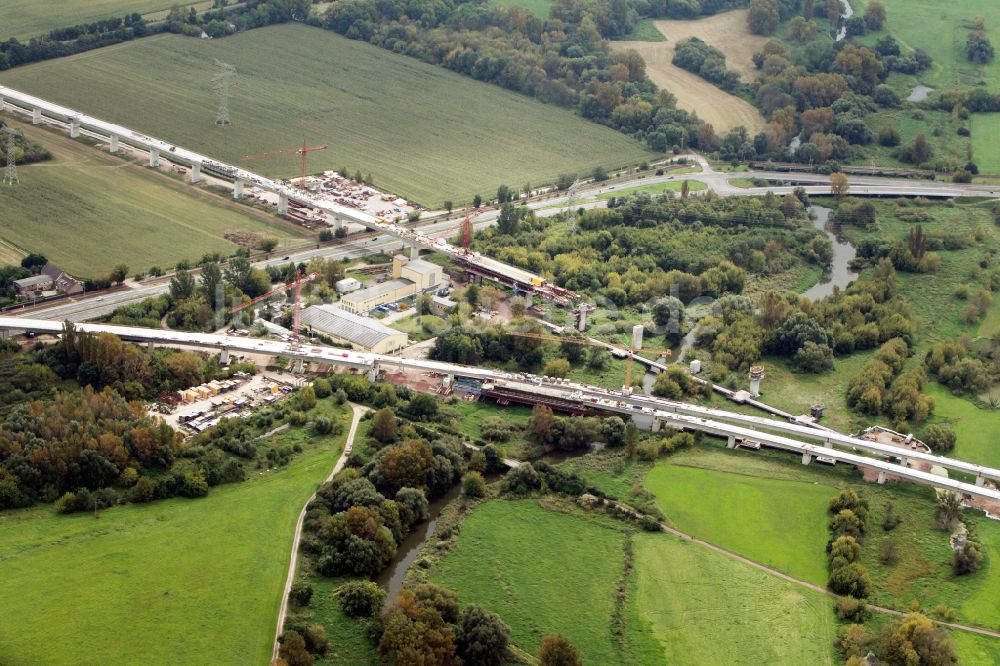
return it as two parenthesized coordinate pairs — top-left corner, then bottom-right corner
(3, 316), (998, 504)
(0, 85), (578, 305)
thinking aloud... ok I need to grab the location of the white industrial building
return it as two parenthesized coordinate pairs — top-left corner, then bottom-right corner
(335, 277), (362, 294)
(339, 255), (443, 313)
(300, 304), (407, 353)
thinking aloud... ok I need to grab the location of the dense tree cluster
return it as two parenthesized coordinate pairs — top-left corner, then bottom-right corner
(826, 490), (872, 599)
(924, 339), (995, 395)
(473, 193), (827, 304)
(846, 336), (934, 430)
(377, 584), (511, 666)
(672, 37), (740, 91)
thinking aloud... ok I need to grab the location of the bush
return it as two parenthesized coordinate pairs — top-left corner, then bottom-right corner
(828, 562), (872, 598)
(880, 538), (900, 565)
(338, 580), (386, 617)
(455, 604), (511, 666)
(953, 541), (983, 575)
(922, 424), (956, 452)
(278, 630), (314, 666)
(835, 596), (869, 622)
(501, 463), (542, 496)
(290, 582), (313, 607)
(539, 634), (582, 666)
(882, 502), (901, 531)
(462, 471), (487, 498)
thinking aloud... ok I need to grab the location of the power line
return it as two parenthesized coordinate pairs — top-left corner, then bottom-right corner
(211, 60), (237, 126)
(3, 127), (18, 186)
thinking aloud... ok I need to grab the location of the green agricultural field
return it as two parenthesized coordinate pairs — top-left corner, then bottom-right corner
(429, 499), (650, 664)
(0, 402), (351, 665)
(632, 532), (838, 664)
(645, 450), (835, 585)
(615, 19), (668, 43)
(972, 113), (1000, 175)
(855, 0), (1000, 91)
(487, 0), (552, 19)
(0, 0), (207, 40)
(0, 25), (653, 207)
(0, 119), (304, 277)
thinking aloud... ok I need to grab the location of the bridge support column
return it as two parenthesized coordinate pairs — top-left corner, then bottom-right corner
(233, 179), (245, 200)
(366, 362), (381, 383)
(109, 135), (119, 153)
(877, 470), (887, 485)
(277, 193), (288, 215)
(824, 438), (833, 449)
(146, 341), (154, 350)
(801, 452), (812, 465)
(69, 118), (81, 138)
(148, 147), (159, 168)
(976, 475), (985, 487)
(650, 418), (662, 433)
(333, 217), (343, 232)
(190, 163), (202, 183)
(410, 245), (419, 260)
(220, 348), (230, 365)
(0, 94), (5, 111)
(292, 358), (305, 374)
(727, 435), (736, 449)
(32, 107), (42, 124)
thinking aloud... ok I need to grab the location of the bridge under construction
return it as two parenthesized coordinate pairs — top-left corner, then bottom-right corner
(3, 316), (998, 508)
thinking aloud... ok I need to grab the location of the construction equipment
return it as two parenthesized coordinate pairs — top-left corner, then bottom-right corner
(228, 271), (319, 343)
(502, 330), (671, 389)
(243, 140), (328, 188)
(432, 207), (483, 250)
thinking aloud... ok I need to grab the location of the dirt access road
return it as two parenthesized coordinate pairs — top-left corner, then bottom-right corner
(612, 10), (767, 134)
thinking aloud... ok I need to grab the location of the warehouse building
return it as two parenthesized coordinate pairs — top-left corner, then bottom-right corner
(339, 255), (443, 313)
(300, 304), (407, 353)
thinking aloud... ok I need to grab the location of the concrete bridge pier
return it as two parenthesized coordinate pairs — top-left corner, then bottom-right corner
(146, 341), (154, 350)
(69, 118), (81, 138)
(32, 107), (42, 124)
(801, 452), (812, 465)
(727, 435), (737, 449)
(332, 217), (343, 233)
(220, 348), (230, 365)
(976, 475), (985, 487)
(409, 245), (419, 260)
(109, 135), (119, 153)
(824, 438), (834, 449)
(650, 418), (662, 433)
(148, 147), (159, 168)
(190, 163), (202, 183)
(292, 358), (305, 374)
(0, 94), (5, 111)
(366, 362), (381, 383)
(277, 193), (288, 215)
(877, 470), (887, 485)
(233, 179), (245, 200)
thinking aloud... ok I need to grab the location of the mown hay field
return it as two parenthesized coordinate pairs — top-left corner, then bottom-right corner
(0, 24), (654, 207)
(0, 119), (305, 277)
(612, 11), (767, 134)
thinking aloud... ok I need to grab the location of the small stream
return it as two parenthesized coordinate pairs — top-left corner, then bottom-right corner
(801, 205), (858, 301)
(835, 0), (854, 42)
(376, 482), (463, 602)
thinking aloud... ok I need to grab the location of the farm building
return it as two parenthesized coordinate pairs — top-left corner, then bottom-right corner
(40, 262), (84, 295)
(13, 275), (53, 296)
(300, 304), (407, 353)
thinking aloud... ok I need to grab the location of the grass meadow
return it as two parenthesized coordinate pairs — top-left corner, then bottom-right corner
(0, 119), (304, 277)
(644, 445), (1000, 630)
(632, 532), (838, 664)
(972, 113), (1000, 175)
(854, 0), (1000, 91)
(428, 499), (639, 664)
(0, 25), (653, 207)
(925, 383), (1000, 469)
(0, 402), (351, 666)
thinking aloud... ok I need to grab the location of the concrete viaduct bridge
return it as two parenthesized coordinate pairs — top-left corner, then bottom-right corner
(3, 316), (998, 506)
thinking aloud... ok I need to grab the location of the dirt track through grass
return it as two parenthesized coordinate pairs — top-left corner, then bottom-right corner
(612, 10), (766, 134)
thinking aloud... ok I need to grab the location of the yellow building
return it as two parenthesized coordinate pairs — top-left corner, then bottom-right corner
(338, 279), (416, 314)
